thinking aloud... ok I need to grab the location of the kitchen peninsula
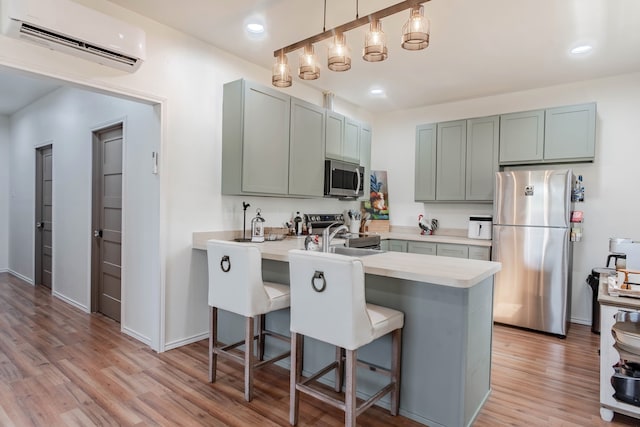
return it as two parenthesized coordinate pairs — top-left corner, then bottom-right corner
(192, 232), (501, 427)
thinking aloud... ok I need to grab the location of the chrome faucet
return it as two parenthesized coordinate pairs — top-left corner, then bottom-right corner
(322, 222), (349, 252)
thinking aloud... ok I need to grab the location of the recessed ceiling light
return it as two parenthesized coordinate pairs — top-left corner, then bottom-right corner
(570, 45), (592, 54)
(246, 23), (265, 34)
(370, 88), (385, 96)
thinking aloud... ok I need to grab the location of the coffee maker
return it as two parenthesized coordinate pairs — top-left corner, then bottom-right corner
(610, 237), (640, 270)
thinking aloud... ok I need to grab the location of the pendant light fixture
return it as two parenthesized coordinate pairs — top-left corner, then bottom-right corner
(298, 44), (320, 79)
(272, 0), (430, 88)
(363, 19), (388, 62)
(272, 50), (292, 87)
(328, 34), (352, 71)
(401, 5), (430, 50)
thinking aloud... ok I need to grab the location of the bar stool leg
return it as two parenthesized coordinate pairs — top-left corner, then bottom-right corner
(244, 316), (255, 402)
(258, 314), (266, 361)
(344, 349), (357, 427)
(290, 332), (302, 426)
(334, 346), (344, 392)
(390, 328), (402, 415)
(209, 306), (218, 383)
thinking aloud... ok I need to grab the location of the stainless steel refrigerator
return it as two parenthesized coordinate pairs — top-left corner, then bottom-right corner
(492, 169), (573, 337)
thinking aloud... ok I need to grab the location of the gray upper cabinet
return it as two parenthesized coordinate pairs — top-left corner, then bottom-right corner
(343, 117), (361, 164)
(466, 116), (499, 201)
(499, 109), (545, 164)
(544, 103), (596, 162)
(325, 112), (363, 164)
(222, 79), (291, 195)
(289, 98), (326, 197)
(415, 124), (437, 201)
(436, 120), (467, 201)
(325, 111), (344, 161)
(359, 124), (372, 200)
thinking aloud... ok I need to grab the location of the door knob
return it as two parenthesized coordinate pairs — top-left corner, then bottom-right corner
(36, 222), (43, 229)
(93, 229), (103, 238)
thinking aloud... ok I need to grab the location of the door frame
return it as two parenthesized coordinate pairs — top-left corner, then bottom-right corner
(0, 61), (165, 352)
(34, 142), (53, 289)
(90, 120), (126, 323)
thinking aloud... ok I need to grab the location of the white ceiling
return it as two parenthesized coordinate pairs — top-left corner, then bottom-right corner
(0, 70), (61, 116)
(105, 0), (640, 113)
(2, 1), (639, 116)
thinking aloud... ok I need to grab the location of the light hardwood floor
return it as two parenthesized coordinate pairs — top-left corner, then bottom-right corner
(0, 272), (638, 426)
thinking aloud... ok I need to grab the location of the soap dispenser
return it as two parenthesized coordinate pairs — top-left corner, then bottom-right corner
(251, 209), (265, 243)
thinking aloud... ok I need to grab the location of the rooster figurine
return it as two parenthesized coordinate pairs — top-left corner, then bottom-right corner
(418, 214), (432, 235)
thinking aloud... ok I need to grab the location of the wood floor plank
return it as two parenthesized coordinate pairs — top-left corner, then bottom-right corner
(1, 271), (639, 426)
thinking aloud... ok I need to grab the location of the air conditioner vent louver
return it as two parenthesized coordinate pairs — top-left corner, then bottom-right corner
(20, 23), (139, 67)
(1, 0), (146, 72)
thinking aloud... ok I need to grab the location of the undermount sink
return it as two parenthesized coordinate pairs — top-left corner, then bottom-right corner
(329, 246), (385, 257)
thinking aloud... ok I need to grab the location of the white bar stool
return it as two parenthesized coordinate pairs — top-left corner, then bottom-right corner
(287, 249), (404, 426)
(206, 239), (291, 401)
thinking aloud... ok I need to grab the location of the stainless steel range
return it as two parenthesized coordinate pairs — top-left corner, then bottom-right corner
(305, 213), (381, 249)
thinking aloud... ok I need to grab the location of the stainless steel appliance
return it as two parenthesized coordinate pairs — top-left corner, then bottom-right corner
(492, 169), (573, 336)
(324, 159), (364, 199)
(305, 213), (381, 249)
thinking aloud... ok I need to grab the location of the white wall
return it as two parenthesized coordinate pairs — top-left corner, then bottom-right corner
(0, 0), (371, 351)
(372, 72), (640, 325)
(9, 87), (160, 346)
(0, 116), (8, 272)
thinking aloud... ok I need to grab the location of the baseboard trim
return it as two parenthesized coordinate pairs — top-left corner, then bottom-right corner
(52, 291), (89, 313)
(8, 270), (33, 285)
(122, 327), (153, 349)
(0, 268), (7, 273)
(164, 332), (209, 351)
(570, 317), (591, 327)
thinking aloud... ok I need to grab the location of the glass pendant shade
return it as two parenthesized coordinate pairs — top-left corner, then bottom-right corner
(327, 34), (352, 71)
(363, 19), (388, 62)
(401, 6), (430, 50)
(272, 52), (292, 87)
(298, 44), (320, 80)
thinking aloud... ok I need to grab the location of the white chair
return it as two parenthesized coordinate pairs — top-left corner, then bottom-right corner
(287, 249), (404, 427)
(206, 239), (291, 402)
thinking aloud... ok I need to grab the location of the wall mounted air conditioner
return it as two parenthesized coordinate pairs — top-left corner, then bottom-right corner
(1, 0), (146, 71)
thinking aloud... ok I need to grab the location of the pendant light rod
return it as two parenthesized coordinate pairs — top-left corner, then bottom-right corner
(273, 0), (430, 57)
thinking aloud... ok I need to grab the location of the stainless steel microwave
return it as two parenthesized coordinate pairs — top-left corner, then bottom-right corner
(324, 159), (364, 198)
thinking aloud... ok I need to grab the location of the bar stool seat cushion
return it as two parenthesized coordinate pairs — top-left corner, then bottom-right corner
(264, 282), (291, 312)
(366, 303), (405, 342)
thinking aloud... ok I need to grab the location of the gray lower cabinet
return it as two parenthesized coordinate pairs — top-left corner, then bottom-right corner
(499, 109), (545, 164)
(415, 124), (437, 201)
(466, 116), (499, 201)
(402, 240), (491, 260)
(436, 120), (467, 201)
(436, 243), (469, 259)
(468, 246), (491, 261)
(407, 241), (437, 255)
(289, 98), (326, 197)
(222, 79), (291, 195)
(544, 102), (596, 162)
(387, 240), (408, 253)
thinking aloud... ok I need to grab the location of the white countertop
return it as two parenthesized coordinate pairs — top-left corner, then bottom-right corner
(193, 231), (501, 289)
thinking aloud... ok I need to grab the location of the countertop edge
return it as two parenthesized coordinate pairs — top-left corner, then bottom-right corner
(193, 231), (500, 289)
